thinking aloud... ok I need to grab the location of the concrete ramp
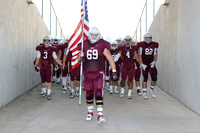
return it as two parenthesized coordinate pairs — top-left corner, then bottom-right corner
(0, 85), (199, 133)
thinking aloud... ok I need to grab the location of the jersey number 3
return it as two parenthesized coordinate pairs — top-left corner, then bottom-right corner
(87, 49), (98, 60)
(43, 51), (48, 59)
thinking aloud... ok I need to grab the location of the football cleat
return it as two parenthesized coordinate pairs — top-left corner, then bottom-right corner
(149, 88), (156, 98)
(109, 88), (113, 94)
(114, 88), (119, 94)
(85, 113), (93, 121)
(97, 116), (106, 124)
(47, 95), (51, 100)
(143, 92), (148, 99)
(70, 91), (75, 99)
(137, 89), (142, 95)
(75, 89), (79, 97)
(55, 81), (61, 87)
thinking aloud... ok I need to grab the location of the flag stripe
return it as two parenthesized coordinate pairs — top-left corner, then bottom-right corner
(68, 0), (89, 72)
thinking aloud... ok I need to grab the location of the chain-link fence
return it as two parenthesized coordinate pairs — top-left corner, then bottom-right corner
(34, 0), (64, 37)
(133, 0), (163, 42)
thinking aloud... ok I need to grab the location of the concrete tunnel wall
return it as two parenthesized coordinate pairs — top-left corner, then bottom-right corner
(0, 0), (49, 108)
(149, 0), (200, 115)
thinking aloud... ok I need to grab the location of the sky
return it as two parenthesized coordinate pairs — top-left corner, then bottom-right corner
(49, 0), (147, 41)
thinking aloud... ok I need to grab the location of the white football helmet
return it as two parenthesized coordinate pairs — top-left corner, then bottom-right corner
(58, 37), (64, 44)
(88, 27), (100, 44)
(124, 35), (132, 46)
(116, 37), (122, 44)
(143, 32), (152, 43)
(65, 36), (70, 43)
(53, 36), (59, 44)
(131, 38), (137, 46)
(43, 35), (51, 46)
(111, 41), (118, 50)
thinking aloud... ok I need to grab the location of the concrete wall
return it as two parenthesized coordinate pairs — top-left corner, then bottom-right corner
(0, 0), (49, 108)
(149, 0), (200, 115)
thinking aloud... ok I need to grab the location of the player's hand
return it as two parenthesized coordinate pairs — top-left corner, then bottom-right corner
(79, 56), (85, 64)
(150, 61), (156, 68)
(141, 64), (147, 71)
(112, 70), (117, 81)
(54, 65), (59, 71)
(35, 66), (40, 74)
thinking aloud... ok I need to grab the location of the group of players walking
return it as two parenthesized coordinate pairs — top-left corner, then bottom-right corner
(34, 27), (159, 124)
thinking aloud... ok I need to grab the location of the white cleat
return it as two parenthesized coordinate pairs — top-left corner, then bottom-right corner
(98, 116), (106, 124)
(109, 88), (113, 94)
(85, 114), (93, 121)
(114, 88), (119, 94)
(143, 92), (148, 99)
(120, 88), (124, 98)
(128, 94), (132, 99)
(149, 89), (156, 98)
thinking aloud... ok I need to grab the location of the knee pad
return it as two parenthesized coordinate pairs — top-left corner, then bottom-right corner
(96, 97), (103, 105)
(86, 97), (93, 104)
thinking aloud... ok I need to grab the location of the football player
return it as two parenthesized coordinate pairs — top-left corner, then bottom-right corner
(109, 41), (122, 94)
(131, 38), (142, 95)
(35, 35), (62, 100)
(137, 32), (159, 99)
(77, 27), (117, 124)
(114, 35), (138, 99)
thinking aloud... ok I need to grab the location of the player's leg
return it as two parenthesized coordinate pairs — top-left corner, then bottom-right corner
(127, 68), (134, 99)
(83, 72), (94, 121)
(120, 66), (127, 98)
(40, 67), (47, 96)
(94, 71), (106, 124)
(135, 62), (142, 95)
(46, 65), (53, 100)
(149, 67), (158, 98)
(61, 67), (68, 93)
(75, 67), (80, 96)
(142, 66), (149, 99)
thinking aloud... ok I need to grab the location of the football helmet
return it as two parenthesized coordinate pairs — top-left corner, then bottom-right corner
(43, 35), (51, 46)
(131, 38), (137, 46)
(65, 36), (70, 43)
(53, 36), (59, 44)
(88, 27), (100, 44)
(116, 37), (122, 44)
(143, 32), (152, 44)
(59, 37), (64, 44)
(124, 35), (132, 46)
(111, 41), (118, 50)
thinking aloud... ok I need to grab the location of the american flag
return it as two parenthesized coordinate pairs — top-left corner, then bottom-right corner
(68, 0), (89, 72)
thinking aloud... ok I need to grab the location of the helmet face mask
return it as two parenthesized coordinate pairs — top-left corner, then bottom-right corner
(124, 35), (132, 47)
(53, 36), (59, 44)
(144, 32), (152, 44)
(88, 27), (100, 44)
(111, 41), (118, 50)
(43, 35), (51, 46)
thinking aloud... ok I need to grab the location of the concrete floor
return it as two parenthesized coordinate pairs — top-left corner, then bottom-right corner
(0, 84), (200, 133)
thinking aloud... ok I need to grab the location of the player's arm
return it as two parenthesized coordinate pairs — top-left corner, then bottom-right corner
(52, 52), (62, 66)
(35, 51), (41, 67)
(138, 47), (147, 70)
(134, 51), (139, 62)
(57, 50), (62, 60)
(62, 48), (69, 70)
(103, 48), (116, 71)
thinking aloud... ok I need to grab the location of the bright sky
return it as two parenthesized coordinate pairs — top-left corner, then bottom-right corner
(50, 0), (146, 41)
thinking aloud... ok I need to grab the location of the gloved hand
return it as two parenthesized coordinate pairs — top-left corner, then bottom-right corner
(141, 64), (147, 71)
(150, 61), (156, 68)
(54, 65), (59, 71)
(112, 70), (117, 81)
(35, 66), (40, 74)
(79, 56), (85, 64)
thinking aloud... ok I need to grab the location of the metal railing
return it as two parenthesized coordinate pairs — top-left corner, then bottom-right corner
(34, 0), (64, 37)
(133, 0), (163, 42)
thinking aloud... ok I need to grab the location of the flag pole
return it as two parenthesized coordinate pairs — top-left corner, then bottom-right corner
(79, 0), (85, 105)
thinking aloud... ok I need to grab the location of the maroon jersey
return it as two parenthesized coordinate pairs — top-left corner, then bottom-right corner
(77, 39), (110, 72)
(57, 42), (69, 61)
(137, 41), (159, 65)
(110, 49), (122, 66)
(36, 45), (57, 67)
(118, 45), (137, 69)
